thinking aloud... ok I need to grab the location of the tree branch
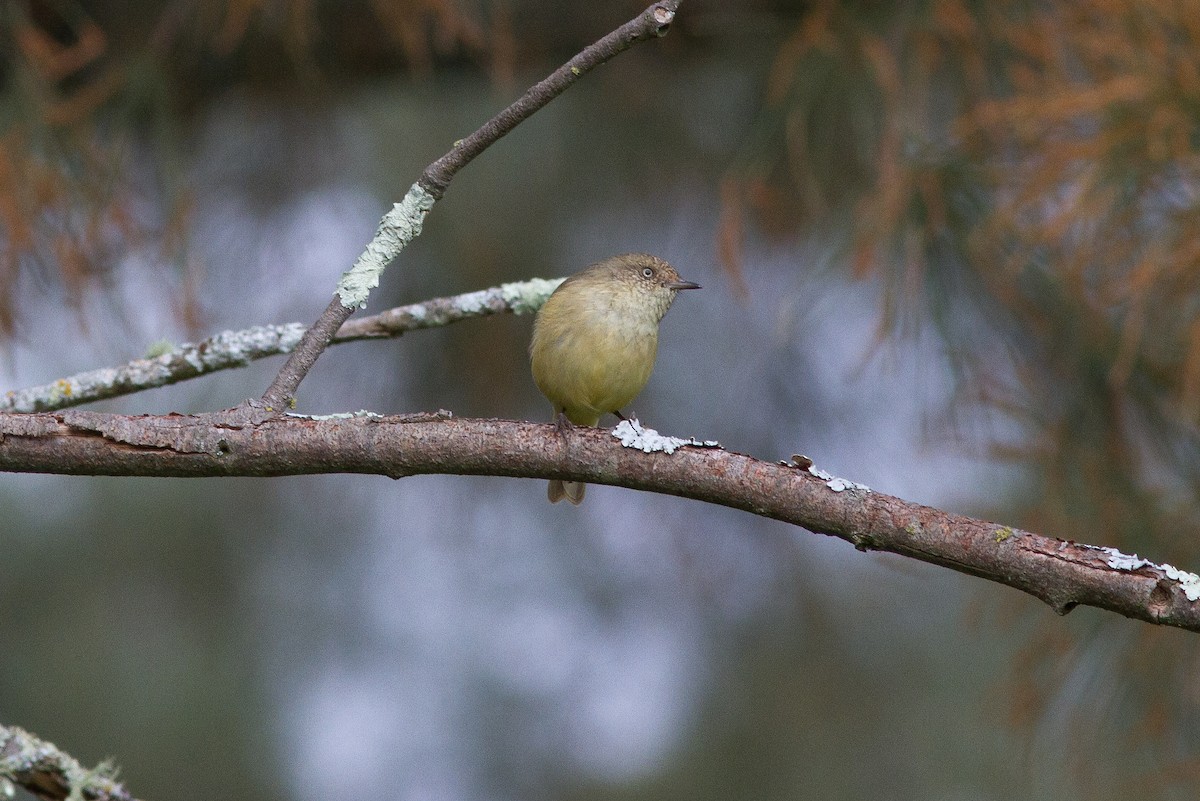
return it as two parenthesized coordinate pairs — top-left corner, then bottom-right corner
(419, 3), (680, 196)
(258, 1), (682, 411)
(1, 277), (564, 414)
(3, 411), (1199, 632)
(0, 723), (140, 801)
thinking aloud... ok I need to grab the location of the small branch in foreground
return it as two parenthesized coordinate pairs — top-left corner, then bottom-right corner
(2, 411), (1199, 633)
(0, 723), (140, 801)
(0, 278), (564, 414)
(259, 1), (682, 411)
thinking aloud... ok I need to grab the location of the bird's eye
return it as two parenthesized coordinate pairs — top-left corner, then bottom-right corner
(642, 267), (654, 278)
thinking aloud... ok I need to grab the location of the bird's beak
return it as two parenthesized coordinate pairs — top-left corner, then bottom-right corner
(667, 279), (702, 291)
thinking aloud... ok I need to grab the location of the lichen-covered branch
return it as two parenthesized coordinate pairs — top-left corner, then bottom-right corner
(0, 278), (564, 414)
(3, 410), (1199, 633)
(0, 724), (140, 801)
(258, 1), (682, 411)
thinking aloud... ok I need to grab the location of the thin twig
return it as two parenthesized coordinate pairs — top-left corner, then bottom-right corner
(419, 3), (681, 197)
(0, 277), (564, 414)
(259, 2), (682, 411)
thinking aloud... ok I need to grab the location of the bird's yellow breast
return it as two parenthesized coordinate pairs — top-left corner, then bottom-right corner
(530, 285), (661, 426)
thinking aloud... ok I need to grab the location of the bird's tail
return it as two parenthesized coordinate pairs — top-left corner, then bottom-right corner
(548, 479), (586, 505)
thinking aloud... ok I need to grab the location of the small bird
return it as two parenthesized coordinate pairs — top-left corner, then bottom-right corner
(530, 253), (701, 504)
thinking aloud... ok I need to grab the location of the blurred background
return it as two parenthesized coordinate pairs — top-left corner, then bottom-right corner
(3, 1), (1200, 799)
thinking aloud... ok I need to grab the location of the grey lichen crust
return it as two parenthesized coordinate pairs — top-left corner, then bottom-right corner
(0, 725), (132, 801)
(1091, 545), (1200, 601)
(337, 183), (438, 309)
(1, 324), (308, 413)
(611, 418), (719, 454)
(807, 466), (871, 494)
(3, 278), (565, 413)
(501, 277), (565, 315)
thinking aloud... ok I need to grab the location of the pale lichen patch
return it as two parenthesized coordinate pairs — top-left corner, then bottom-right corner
(288, 410), (386, 421)
(454, 289), (493, 315)
(807, 466), (870, 493)
(337, 183), (437, 309)
(1091, 545), (1200, 602)
(611, 418), (719, 454)
(501, 277), (565, 315)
